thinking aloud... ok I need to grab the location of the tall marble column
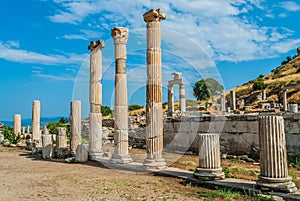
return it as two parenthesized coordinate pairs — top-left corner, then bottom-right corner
(110, 27), (132, 163)
(230, 90), (236, 111)
(179, 84), (186, 113)
(283, 90), (288, 112)
(70, 100), (82, 155)
(143, 9), (167, 169)
(13, 114), (21, 136)
(88, 40), (104, 159)
(257, 115), (297, 192)
(32, 100), (41, 141)
(220, 93), (226, 112)
(194, 134), (225, 180)
(167, 84), (174, 117)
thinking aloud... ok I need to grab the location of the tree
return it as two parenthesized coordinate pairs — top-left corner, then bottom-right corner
(101, 106), (112, 116)
(128, 104), (143, 111)
(193, 78), (224, 101)
(253, 80), (266, 91)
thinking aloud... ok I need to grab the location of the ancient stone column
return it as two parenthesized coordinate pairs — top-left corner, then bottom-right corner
(13, 114), (21, 136)
(89, 113), (103, 159)
(230, 90), (236, 111)
(42, 126), (49, 135)
(32, 100), (41, 141)
(194, 133), (225, 180)
(56, 127), (67, 148)
(283, 90), (288, 112)
(220, 93), (226, 112)
(288, 104), (299, 113)
(143, 9), (167, 169)
(257, 115), (297, 192)
(70, 100), (82, 155)
(262, 90), (267, 100)
(110, 27), (132, 163)
(88, 40), (104, 159)
(167, 84), (174, 117)
(22, 126), (25, 135)
(179, 84), (186, 113)
(42, 134), (53, 159)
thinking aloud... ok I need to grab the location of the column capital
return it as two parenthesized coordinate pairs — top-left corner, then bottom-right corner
(88, 40), (105, 51)
(111, 27), (128, 44)
(143, 9), (166, 23)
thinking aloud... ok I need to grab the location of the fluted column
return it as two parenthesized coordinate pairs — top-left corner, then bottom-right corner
(230, 90), (236, 111)
(56, 127), (67, 148)
(13, 114), (21, 136)
(88, 40), (104, 159)
(167, 84), (174, 117)
(257, 115), (297, 192)
(32, 100), (41, 142)
(143, 9), (167, 169)
(110, 27), (132, 163)
(179, 84), (186, 113)
(70, 100), (82, 155)
(194, 134), (225, 180)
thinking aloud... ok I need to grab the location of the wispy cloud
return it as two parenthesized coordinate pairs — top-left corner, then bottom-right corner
(34, 73), (75, 81)
(279, 1), (300, 12)
(48, 0), (300, 63)
(0, 40), (88, 65)
(61, 29), (103, 41)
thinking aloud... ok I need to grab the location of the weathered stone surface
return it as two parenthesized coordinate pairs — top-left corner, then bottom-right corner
(89, 113), (103, 159)
(70, 100), (82, 155)
(13, 114), (21, 136)
(288, 104), (298, 113)
(230, 91), (236, 111)
(76, 144), (88, 163)
(56, 127), (67, 148)
(42, 126), (49, 135)
(257, 115), (297, 193)
(42, 134), (53, 159)
(32, 100), (41, 141)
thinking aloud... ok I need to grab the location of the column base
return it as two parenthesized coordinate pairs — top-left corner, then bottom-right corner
(144, 158), (166, 170)
(110, 155), (133, 164)
(89, 152), (104, 160)
(193, 167), (225, 181)
(256, 176), (298, 193)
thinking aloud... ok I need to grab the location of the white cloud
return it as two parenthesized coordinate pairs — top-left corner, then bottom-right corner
(279, 1), (300, 12)
(62, 29), (103, 40)
(0, 41), (88, 65)
(34, 73), (75, 81)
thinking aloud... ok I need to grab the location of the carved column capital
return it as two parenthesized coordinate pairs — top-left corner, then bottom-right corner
(143, 9), (166, 23)
(88, 40), (105, 51)
(111, 27), (128, 44)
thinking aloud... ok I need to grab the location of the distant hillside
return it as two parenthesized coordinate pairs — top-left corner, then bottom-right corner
(1, 117), (66, 127)
(227, 49), (300, 108)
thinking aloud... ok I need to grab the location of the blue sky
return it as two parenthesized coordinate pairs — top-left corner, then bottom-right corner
(1, 0), (300, 121)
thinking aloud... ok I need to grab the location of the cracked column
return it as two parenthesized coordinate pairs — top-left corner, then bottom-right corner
(110, 27), (132, 163)
(88, 40), (104, 159)
(167, 84), (174, 117)
(32, 100), (41, 141)
(143, 9), (167, 169)
(194, 133), (225, 180)
(257, 115), (297, 192)
(13, 114), (21, 136)
(230, 90), (236, 111)
(179, 84), (186, 113)
(70, 100), (82, 155)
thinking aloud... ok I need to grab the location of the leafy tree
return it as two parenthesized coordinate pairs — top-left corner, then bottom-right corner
(128, 104), (143, 111)
(101, 106), (112, 116)
(253, 80), (266, 90)
(193, 78), (224, 101)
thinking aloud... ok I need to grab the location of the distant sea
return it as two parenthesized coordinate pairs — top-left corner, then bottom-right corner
(1, 117), (67, 127)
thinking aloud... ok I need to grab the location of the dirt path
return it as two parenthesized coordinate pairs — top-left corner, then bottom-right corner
(0, 146), (224, 201)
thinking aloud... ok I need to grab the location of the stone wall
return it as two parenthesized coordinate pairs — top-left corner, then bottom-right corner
(163, 113), (300, 157)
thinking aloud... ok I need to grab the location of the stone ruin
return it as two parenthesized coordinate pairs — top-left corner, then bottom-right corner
(3, 8), (299, 196)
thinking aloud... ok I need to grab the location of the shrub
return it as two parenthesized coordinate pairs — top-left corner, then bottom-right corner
(1, 126), (21, 144)
(128, 104), (143, 111)
(101, 106), (112, 116)
(253, 80), (266, 91)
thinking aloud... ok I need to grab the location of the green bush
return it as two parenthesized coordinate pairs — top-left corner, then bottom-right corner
(128, 104), (143, 111)
(253, 80), (266, 91)
(101, 106), (112, 116)
(47, 118), (70, 138)
(1, 126), (21, 144)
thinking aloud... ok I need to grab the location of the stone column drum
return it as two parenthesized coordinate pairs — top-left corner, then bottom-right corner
(194, 133), (225, 180)
(111, 27), (132, 163)
(179, 84), (186, 113)
(13, 114), (21, 136)
(143, 9), (167, 169)
(167, 84), (174, 117)
(257, 115), (297, 192)
(42, 134), (53, 159)
(88, 40), (104, 159)
(230, 90), (236, 111)
(56, 127), (67, 148)
(70, 100), (82, 155)
(32, 100), (41, 141)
